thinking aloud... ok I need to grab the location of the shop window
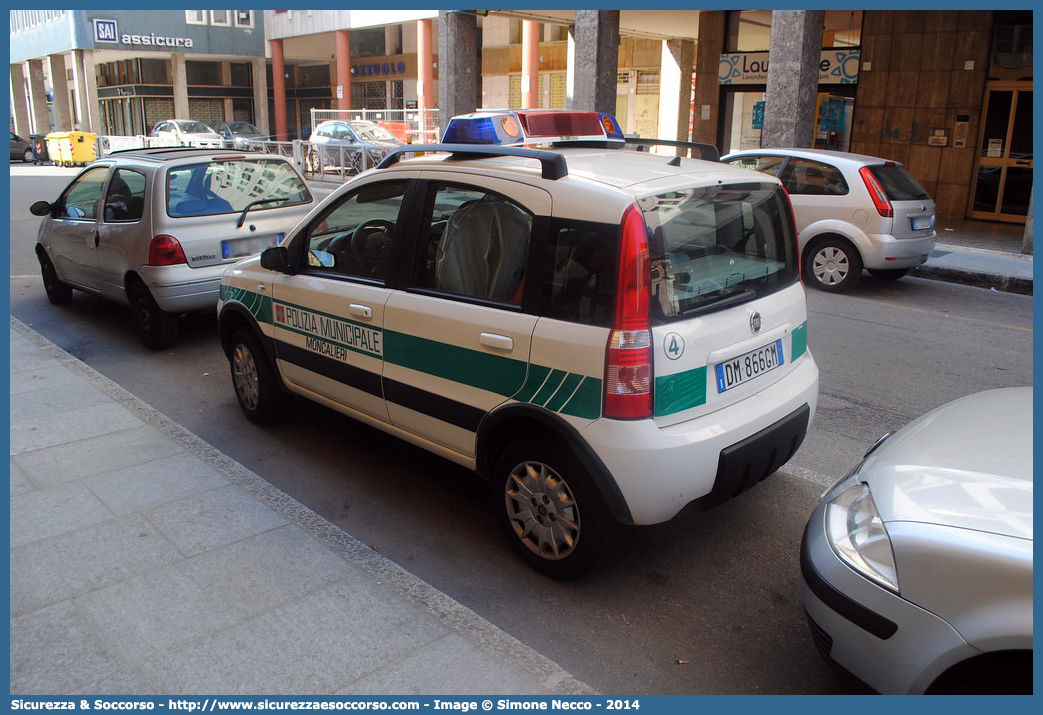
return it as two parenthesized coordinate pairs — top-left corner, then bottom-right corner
(186, 61), (222, 86)
(139, 59), (169, 85)
(230, 62), (252, 87)
(185, 11), (206, 25)
(234, 11), (254, 29)
(210, 11), (230, 27)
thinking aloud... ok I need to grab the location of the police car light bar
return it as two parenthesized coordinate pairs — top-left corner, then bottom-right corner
(376, 143), (569, 180)
(441, 110), (625, 146)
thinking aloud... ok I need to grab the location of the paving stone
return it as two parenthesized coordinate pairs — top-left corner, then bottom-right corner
(83, 451), (229, 515)
(75, 525), (356, 665)
(9, 482), (113, 548)
(10, 515), (182, 617)
(140, 576), (447, 695)
(10, 601), (117, 695)
(145, 484), (288, 557)
(13, 426), (184, 488)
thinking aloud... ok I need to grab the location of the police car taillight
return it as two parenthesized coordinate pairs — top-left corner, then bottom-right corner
(605, 205), (653, 420)
(441, 110), (625, 146)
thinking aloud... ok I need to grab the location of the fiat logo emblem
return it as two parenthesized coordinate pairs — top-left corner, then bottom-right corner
(750, 312), (762, 334)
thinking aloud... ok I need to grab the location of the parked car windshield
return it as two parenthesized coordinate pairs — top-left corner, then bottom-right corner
(868, 164), (931, 201)
(350, 122), (397, 142)
(167, 159), (312, 217)
(175, 120), (215, 134)
(228, 122), (262, 134)
(639, 183), (798, 321)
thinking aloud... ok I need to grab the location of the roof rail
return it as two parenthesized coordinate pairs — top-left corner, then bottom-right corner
(376, 143), (569, 180)
(622, 137), (720, 162)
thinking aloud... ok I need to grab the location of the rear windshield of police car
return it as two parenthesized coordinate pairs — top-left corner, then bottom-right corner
(639, 182), (798, 320)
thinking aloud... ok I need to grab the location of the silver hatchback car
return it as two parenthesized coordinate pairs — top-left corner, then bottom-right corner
(723, 149), (936, 292)
(801, 387), (1032, 693)
(32, 148), (315, 349)
(306, 119), (404, 174)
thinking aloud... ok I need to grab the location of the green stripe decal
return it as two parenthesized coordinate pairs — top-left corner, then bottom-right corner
(560, 377), (602, 419)
(654, 366), (708, 417)
(513, 364), (552, 403)
(792, 322), (808, 360)
(544, 372), (584, 413)
(383, 331), (528, 397)
(222, 284), (272, 324)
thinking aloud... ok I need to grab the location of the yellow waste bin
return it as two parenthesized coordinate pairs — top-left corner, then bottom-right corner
(45, 132), (71, 166)
(66, 131), (98, 166)
(44, 131), (97, 166)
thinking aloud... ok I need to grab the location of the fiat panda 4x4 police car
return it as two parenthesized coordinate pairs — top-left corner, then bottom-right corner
(218, 110), (819, 578)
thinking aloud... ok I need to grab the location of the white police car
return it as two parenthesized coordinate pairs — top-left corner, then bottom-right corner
(218, 110), (819, 578)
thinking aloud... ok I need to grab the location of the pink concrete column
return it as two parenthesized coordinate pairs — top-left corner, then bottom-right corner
(271, 39), (288, 140)
(335, 29), (352, 111)
(521, 20), (540, 109)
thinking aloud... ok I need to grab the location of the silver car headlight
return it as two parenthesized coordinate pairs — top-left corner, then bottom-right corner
(824, 482), (899, 593)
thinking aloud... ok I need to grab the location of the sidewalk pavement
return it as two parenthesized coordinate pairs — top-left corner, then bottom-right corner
(9, 317), (596, 697)
(912, 216), (1033, 295)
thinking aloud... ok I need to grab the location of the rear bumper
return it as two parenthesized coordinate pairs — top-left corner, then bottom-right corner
(862, 233), (936, 269)
(139, 262), (230, 314)
(581, 352), (818, 524)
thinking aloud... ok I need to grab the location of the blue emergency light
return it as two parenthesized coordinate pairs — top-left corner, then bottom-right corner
(442, 110), (625, 146)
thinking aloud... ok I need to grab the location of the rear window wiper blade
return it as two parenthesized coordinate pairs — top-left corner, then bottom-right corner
(237, 197), (287, 228)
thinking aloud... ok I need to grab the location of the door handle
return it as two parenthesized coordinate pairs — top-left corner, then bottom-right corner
(479, 332), (514, 351)
(349, 304), (373, 319)
(92, 231), (100, 248)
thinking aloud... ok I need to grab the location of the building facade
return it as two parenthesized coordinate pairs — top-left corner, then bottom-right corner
(9, 9), (1033, 228)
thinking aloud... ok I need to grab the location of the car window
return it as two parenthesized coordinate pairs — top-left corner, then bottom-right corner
(639, 183), (799, 319)
(728, 155), (786, 177)
(302, 179), (407, 280)
(351, 123), (396, 142)
(867, 164), (931, 201)
(779, 158), (848, 196)
(168, 159), (311, 217)
(103, 168), (147, 223)
(57, 166), (109, 220)
(541, 219), (618, 327)
(411, 183), (533, 304)
(178, 121), (213, 134)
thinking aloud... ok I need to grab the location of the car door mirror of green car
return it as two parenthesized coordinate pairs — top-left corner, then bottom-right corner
(260, 246), (291, 273)
(30, 200), (54, 217)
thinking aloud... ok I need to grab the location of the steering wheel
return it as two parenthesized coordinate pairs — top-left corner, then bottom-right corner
(351, 218), (396, 252)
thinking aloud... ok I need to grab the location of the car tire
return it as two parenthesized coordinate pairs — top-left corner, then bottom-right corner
(22, 147), (33, 163)
(229, 327), (289, 424)
(493, 438), (617, 580)
(38, 252), (73, 305)
(867, 268), (911, 281)
(803, 237), (863, 292)
(129, 282), (179, 350)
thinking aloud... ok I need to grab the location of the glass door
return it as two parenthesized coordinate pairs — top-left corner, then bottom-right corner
(970, 83), (1033, 223)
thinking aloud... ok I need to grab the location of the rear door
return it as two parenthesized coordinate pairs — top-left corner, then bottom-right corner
(382, 173), (550, 457)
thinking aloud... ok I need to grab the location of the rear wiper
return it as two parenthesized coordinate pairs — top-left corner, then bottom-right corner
(678, 287), (756, 316)
(237, 197), (286, 228)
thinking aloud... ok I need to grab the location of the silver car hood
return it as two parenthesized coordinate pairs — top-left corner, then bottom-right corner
(861, 388), (1033, 541)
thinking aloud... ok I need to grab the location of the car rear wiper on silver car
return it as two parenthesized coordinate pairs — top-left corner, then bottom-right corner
(237, 197), (287, 228)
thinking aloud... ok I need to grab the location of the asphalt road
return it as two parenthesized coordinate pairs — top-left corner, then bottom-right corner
(8, 164), (1034, 694)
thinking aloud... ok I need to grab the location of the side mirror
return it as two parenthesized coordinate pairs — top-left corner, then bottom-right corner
(260, 246), (291, 273)
(29, 200), (53, 217)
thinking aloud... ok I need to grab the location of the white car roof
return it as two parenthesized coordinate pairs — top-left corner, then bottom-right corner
(387, 146), (776, 192)
(724, 147), (898, 167)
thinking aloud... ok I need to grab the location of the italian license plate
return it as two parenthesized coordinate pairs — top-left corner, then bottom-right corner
(222, 234), (282, 259)
(911, 216), (934, 230)
(715, 339), (785, 393)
